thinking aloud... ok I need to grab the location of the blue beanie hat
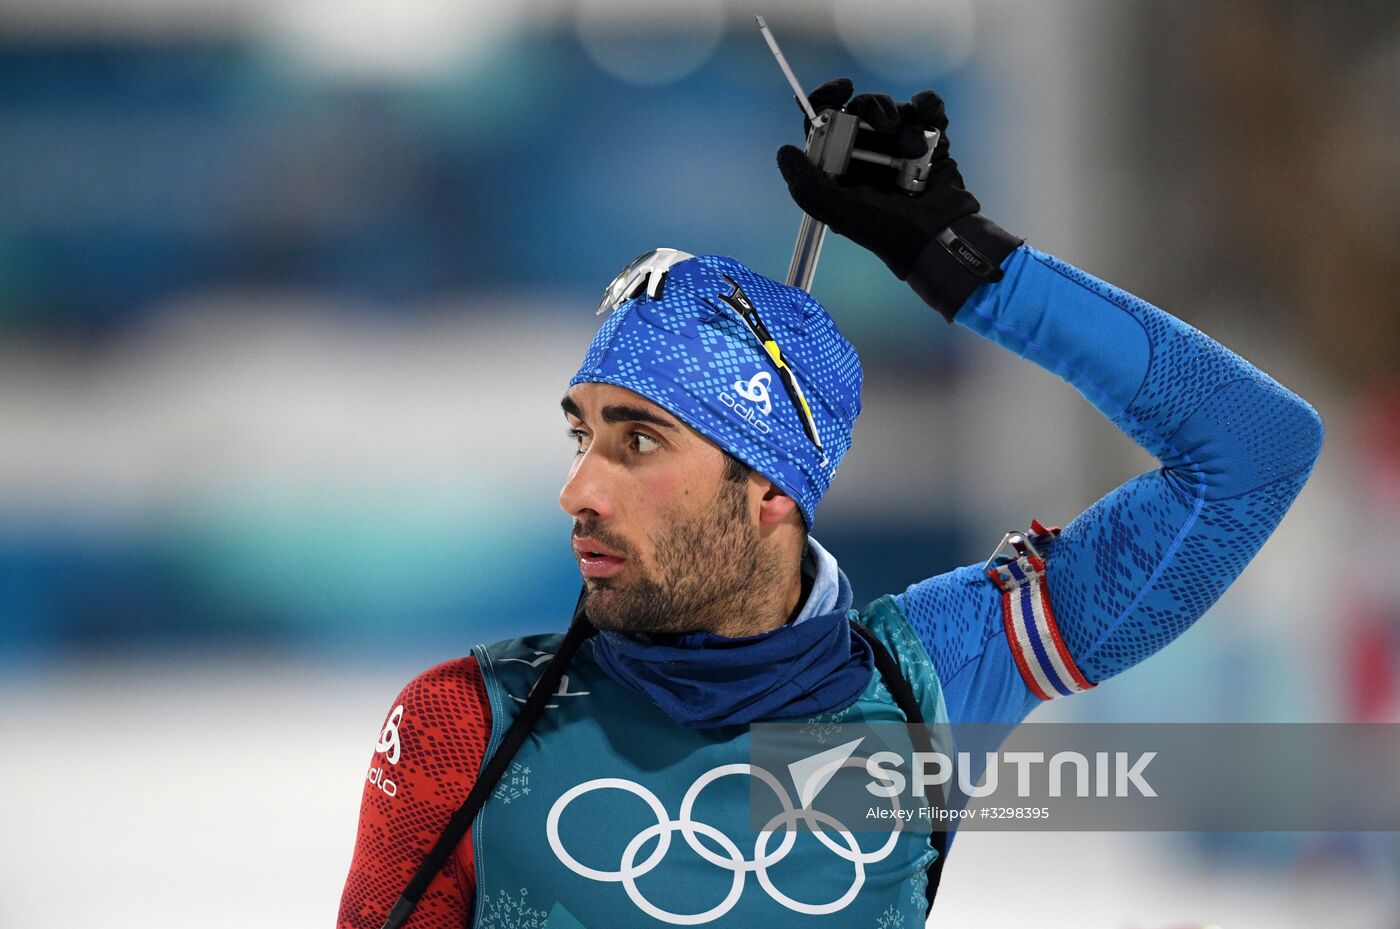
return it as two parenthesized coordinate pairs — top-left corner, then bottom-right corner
(570, 250), (863, 530)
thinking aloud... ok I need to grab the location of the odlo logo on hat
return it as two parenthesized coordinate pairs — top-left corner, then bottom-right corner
(720, 369), (774, 435)
(733, 371), (773, 415)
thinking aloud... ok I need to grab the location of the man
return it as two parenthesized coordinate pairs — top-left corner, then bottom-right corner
(337, 81), (1323, 928)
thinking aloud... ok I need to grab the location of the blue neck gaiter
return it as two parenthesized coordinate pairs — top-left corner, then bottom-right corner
(591, 552), (873, 729)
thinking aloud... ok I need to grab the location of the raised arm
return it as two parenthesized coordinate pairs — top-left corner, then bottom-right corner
(897, 245), (1322, 722)
(776, 81), (1323, 724)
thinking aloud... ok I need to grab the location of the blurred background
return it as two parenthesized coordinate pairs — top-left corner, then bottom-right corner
(1, 0), (1397, 926)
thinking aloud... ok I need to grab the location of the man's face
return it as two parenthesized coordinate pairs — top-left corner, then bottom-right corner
(558, 382), (764, 635)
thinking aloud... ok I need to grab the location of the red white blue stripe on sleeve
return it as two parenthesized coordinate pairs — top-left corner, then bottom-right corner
(987, 554), (1095, 700)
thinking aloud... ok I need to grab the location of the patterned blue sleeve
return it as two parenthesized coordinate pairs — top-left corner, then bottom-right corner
(894, 245), (1324, 725)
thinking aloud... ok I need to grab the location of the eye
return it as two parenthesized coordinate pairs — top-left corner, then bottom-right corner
(566, 427), (588, 455)
(632, 431), (661, 454)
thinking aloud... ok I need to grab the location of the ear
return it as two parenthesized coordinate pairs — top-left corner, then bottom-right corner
(757, 480), (800, 527)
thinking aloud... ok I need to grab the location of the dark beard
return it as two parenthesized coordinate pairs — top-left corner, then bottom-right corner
(579, 476), (764, 635)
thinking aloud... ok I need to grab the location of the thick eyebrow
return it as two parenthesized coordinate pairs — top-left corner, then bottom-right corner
(603, 405), (680, 431)
(560, 395), (679, 431)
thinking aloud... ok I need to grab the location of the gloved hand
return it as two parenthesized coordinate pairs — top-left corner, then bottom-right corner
(776, 78), (1023, 322)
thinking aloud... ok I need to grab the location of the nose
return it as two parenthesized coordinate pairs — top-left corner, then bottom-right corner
(558, 445), (615, 523)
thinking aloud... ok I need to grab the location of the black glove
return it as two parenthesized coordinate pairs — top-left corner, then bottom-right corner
(776, 78), (1023, 322)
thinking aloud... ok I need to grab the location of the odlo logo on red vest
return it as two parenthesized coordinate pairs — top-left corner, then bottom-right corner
(376, 704), (404, 764)
(366, 704), (404, 799)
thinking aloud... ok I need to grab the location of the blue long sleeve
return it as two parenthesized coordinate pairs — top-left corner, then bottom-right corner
(894, 245), (1324, 725)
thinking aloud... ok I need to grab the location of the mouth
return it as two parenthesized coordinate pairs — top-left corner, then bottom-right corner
(573, 537), (627, 578)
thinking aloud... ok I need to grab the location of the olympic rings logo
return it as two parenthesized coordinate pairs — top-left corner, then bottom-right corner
(546, 761), (905, 925)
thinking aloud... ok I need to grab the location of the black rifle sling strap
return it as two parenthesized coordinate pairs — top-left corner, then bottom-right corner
(382, 598), (944, 928)
(378, 587), (596, 929)
(849, 620), (948, 916)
